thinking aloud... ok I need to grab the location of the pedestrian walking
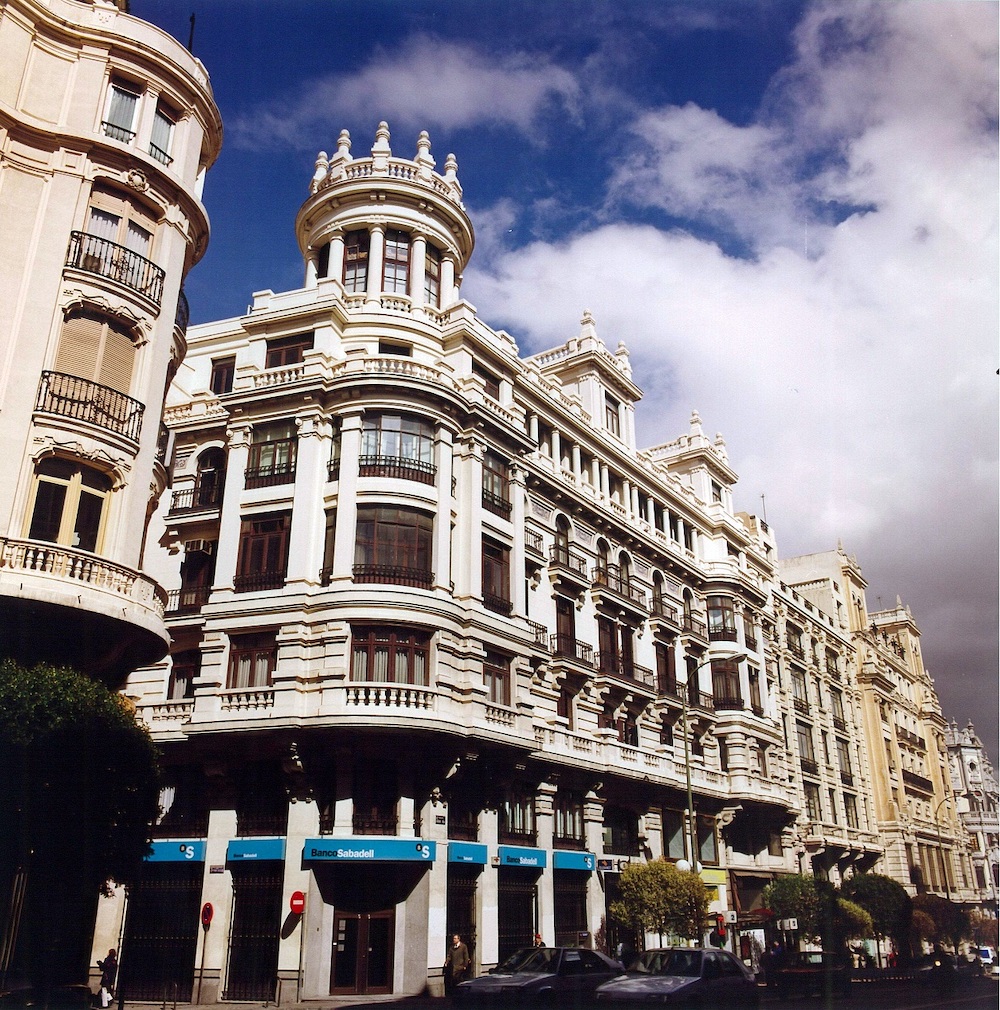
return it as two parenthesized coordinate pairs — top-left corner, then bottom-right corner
(444, 933), (471, 992)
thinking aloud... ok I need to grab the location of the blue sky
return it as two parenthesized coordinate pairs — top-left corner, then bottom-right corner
(135, 0), (999, 759)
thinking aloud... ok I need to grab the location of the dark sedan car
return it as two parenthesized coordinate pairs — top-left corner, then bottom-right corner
(769, 951), (851, 997)
(454, 947), (624, 1003)
(595, 947), (759, 1005)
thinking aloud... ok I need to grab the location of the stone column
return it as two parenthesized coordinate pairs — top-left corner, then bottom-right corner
(528, 412), (539, 444)
(599, 463), (610, 499)
(441, 253), (457, 306)
(198, 808), (237, 1004)
(535, 783), (556, 944)
(213, 423), (252, 591)
(480, 806), (499, 967)
(365, 223), (385, 307)
(433, 427), (454, 592)
(550, 428), (561, 468)
(278, 797), (319, 1004)
(285, 410), (329, 586)
(583, 793), (606, 944)
(571, 443), (581, 479)
(411, 233), (427, 310)
(452, 436), (483, 601)
(511, 464), (527, 615)
(331, 410), (363, 583)
(328, 230), (345, 283)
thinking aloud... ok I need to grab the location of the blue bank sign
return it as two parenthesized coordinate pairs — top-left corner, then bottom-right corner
(304, 839), (436, 862)
(448, 842), (488, 864)
(145, 841), (205, 862)
(497, 845), (547, 868)
(552, 851), (596, 872)
(227, 838), (285, 862)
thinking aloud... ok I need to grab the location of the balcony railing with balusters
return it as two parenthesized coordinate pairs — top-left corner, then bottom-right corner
(682, 614), (709, 641)
(549, 544), (589, 578)
(525, 528), (544, 555)
(358, 454), (436, 484)
(525, 619), (549, 648)
(165, 586), (211, 613)
(713, 695), (745, 711)
(651, 594), (681, 627)
(102, 121), (135, 142)
(35, 370), (144, 442)
(793, 696), (810, 715)
(549, 634), (594, 667)
(800, 757), (819, 776)
(169, 484), (223, 513)
(593, 564), (647, 608)
(482, 488), (512, 519)
(353, 564), (433, 589)
(66, 230), (164, 304)
(483, 592), (513, 616)
(596, 654), (655, 690)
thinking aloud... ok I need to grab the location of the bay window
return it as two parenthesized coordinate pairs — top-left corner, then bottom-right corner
(360, 413), (435, 483)
(707, 595), (737, 642)
(234, 512), (289, 592)
(711, 659), (742, 709)
(245, 421), (296, 488)
(27, 457), (112, 553)
(482, 450), (511, 517)
(351, 626), (429, 685)
(554, 792), (585, 849)
(354, 505), (433, 587)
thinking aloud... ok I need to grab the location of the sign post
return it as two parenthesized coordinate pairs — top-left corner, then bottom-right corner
(196, 903), (213, 1005)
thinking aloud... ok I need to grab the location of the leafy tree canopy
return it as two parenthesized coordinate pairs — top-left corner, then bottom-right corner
(841, 873), (912, 942)
(762, 874), (822, 940)
(609, 859), (709, 942)
(911, 894), (971, 948)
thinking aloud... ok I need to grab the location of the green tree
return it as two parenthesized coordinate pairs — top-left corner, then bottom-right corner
(841, 873), (913, 961)
(911, 894), (971, 950)
(609, 859), (709, 944)
(0, 660), (160, 1000)
(834, 898), (874, 943)
(970, 910), (999, 950)
(762, 873), (822, 940)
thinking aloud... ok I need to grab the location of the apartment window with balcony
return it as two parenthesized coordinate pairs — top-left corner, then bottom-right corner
(360, 413), (435, 483)
(837, 738), (853, 781)
(707, 595), (737, 642)
(245, 421), (296, 487)
(500, 786), (536, 845)
(168, 649), (200, 700)
(791, 666), (809, 713)
(742, 611), (758, 651)
(844, 794), (859, 829)
(192, 447), (225, 508)
(786, 622), (804, 658)
(830, 688), (846, 729)
(554, 792), (585, 849)
(53, 308), (136, 397)
(598, 616), (635, 680)
(149, 104), (176, 164)
(484, 650), (512, 706)
(556, 683), (575, 729)
(79, 188), (160, 296)
(659, 720), (673, 747)
(749, 667), (763, 715)
(797, 721), (817, 773)
(804, 783), (822, 822)
(343, 229), (370, 291)
(826, 649), (841, 679)
(482, 451), (511, 517)
(755, 741), (769, 778)
(210, 356), (235, 394)
(712, 659), (742, 710)
(27, 458), (112, 553)
(351, 626), (430, 685)
(265, 332), (312, 368)
(227, 632), (277, 689)
(655, 641), (676, 694)
(383, 228), (410, 294)
(354, 506), (433, 588)
(719, 740), (729, 772)
(175, 541), (214, 610)
(603, 806), (639, 856)
(482, 537), (512, 615)
(234, 512), (289, 592)
(319, 510), (336, 585)
(662, 808), (685, 860)
(424, 243), (441, 305)
(103, 81), (140, 141)
(604, 393), (621, 436)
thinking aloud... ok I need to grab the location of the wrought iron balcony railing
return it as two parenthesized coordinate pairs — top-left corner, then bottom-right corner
(353, 564), (433, 589)
(358, 454), (436, 484)
(66, 231), (164, 304)
(35, 370), (144, 442)
(101, 121), (135, 142)
(234, 569), (285, 593)
(593, 564), (647, 607)
(549, 634), (594, 667)
(482, 487), (512, 519)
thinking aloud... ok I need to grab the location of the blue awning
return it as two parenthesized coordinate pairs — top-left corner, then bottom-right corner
(145, 840), (205, 862)
(304, 838), (436, 863)
(448, 842), (488, 864)
(552, 850), (597, 872)
(227, 838), (285, 862)
(497, 845), (546, 868)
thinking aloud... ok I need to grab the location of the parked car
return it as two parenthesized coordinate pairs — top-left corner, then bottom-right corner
(453, 946), (624, 1003)
(769, 950), (851, 998)
(594, 947), (759, 1005)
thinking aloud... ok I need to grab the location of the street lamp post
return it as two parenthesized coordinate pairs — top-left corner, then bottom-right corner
(677, 650), (747, 877)
(932, 795), (953, 900)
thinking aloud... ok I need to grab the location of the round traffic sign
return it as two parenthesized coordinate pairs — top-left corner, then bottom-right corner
(201, 902), (213, 928)
(289, 890), (305, 915)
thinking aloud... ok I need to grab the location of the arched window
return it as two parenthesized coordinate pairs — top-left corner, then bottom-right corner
(553, 515), (571, 565)
(195, 447), (226, 507)
(27, 457), (113, 553)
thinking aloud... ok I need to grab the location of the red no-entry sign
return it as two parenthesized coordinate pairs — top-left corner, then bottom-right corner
(289, 891), (305, 915)
(201, 902), (213, 928)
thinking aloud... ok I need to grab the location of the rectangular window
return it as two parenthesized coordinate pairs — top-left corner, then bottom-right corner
(791, 666), (809, 712)
(103, 82), (140, 141)
(828, 788), (839, 824)
(482, 451), (511, 518)
(150, 105), (175, 164)
(343, 229), (369, 291)
(377, 340), (411, 356)
(227, 632), (277, 689)
(697, 815), (718, 864)
(603, 806), (639, 856)
(604, 393), (620, 436)
(320, 509), (336, 585)
(796, 721), (816, 764)
(424, 243), (441, 305)
(804, 783), (822, 822)
(500, 787), (535, 844)
(484, 650), (511, 706)
(554, 792), (584, 848)
(245, 421), (296, 488)
(234, 512), (289, 592)
(354, 505), (433, 588)
(351, 626), (429, 685)
(830, 688), (846, 726)
(482, 537), (512, 615)
(168, 649), (200, 700)
(265, 333), (312, 368)
(655, 641), (676, 694)
(711, 659), (742, 709)
(360, 413), (436, 483)
(473, 364), (501, 400)
(662, 808), (685, 860)
(707, 596), (738, 641)
(383, 228), (410, 294)
(749, 667), (763, 714)
(210, 356), (235, 394)
(837, 737), (852, 779)
(845, 794), (859, 829)
(743, 612), (758, 651)
(786, 623), (804, 658)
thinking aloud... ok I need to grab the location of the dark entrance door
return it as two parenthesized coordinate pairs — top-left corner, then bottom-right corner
(554, 870), (589, 946)
(223, 866), (283, 1001)
(497, 868), (537, 963)
(447, 864), (479, 963)
(120, 862), (202, 1002)
(330, 910), (394, 995)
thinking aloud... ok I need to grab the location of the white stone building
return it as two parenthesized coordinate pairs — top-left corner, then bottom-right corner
(92, 123), (806, 1001)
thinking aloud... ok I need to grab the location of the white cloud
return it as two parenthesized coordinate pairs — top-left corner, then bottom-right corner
(465, 1), (998, 723)
(230, 35), (580, 150)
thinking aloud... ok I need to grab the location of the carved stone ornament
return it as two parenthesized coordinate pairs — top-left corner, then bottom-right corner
(126, 168), (148, 192)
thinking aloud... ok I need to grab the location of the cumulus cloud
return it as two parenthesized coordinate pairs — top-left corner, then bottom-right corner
(465, 1), (998, 735)
(229, 34), (580, 150)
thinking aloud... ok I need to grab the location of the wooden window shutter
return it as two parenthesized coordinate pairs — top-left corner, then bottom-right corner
(54, 312), (102, 380)
(98, 320), (135, 393)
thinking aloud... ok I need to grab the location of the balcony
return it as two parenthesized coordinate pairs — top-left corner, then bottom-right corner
(66, 231), (164, 304)
(525, 528), (544, 556)
(902, 769), (934, 796)
(709, 626), (738, 643)
(234, 569), (285, 593)
(593, 564), (648, 612)
(793, 696), (810, 716)
(689, 691), (715, 713)
(549, 634), (594, 668)
(102, 121), (136, 142)
(149, 142), (173, 166)
(169, 484), (223, 514)
(840, 770), (855, 787)
(682, 614), (709, 643)
(650, 594), (681, 629)
(549, 545), (591, 590)
(35, 371), (144, 442)
(165, 586), (211, 614)
(525, 619), (549, 649)
(744, 634), (758, 652)
(714, 695), (745, 712)
(483, 592), (513, 616)
(832, 715), (847, 733)
(482, 488), (512, 519)
(596, 655), (656, 692)
(174, 289), (189, 334)
(358, 454), (436, 485)
(787, 639), (806, 660)
(353, 564), (434, 589)
(800, 757), (819, 776)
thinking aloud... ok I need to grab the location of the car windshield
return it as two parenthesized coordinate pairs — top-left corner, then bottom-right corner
(496, 948), (559, 975)
(632, 950), (702, 977)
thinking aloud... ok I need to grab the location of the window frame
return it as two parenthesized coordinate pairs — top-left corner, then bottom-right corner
(265, 333), (313, 368)
(604, 392), (621, 436)
(103, 80), (141, 142)
(343, 229), (370, 291)
(482, 536), (512, 615)
(351, 625), (430, 686)
(382, 227), (410, 295)
(234, 512), (290, 593)
(210, 356), (235, 394)
(149, 103), (176, 164)
(227, 632), (277, 689)
(26, 457), (113, 553)
(354, 505), (433, 588)
(484, 649), (512, 706)
(245, 421), (297, 488)
(423, 243), (441, 305)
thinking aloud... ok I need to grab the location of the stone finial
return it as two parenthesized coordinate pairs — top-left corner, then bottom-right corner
(335, 129), (352, 160)
(443, 152), (463, 198)
(714, 432), (729, 461)
(416, 130), (434, 164)
(310, 151), (329, 193)
(579, 309), (597, 341)
(372, 121), (391, 154)
(689, 409), (704, 437)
